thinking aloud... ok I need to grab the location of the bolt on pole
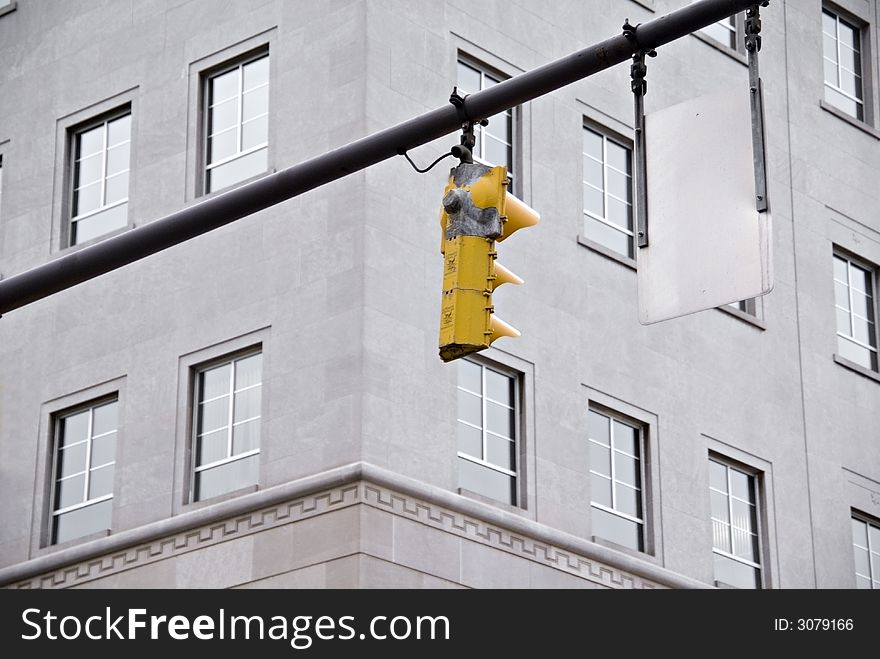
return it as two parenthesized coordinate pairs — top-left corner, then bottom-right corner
(0, 0), (762, 316)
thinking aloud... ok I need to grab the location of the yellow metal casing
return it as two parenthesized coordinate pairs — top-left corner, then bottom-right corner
(438, 235), (520, 363)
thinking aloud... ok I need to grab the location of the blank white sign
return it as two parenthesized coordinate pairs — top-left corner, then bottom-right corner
(637, 85), (772, 325)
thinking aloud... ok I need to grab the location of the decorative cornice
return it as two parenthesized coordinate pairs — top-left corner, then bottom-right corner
(1, 462), (710, 589)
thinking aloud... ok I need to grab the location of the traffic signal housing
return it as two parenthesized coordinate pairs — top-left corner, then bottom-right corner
(438, 163), (539, 363)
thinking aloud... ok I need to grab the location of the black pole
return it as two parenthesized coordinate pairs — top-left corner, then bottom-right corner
(0, 0), (760, 316)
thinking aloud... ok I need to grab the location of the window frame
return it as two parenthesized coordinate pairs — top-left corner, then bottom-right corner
(201, 49), (271, 195)
(833, 249), (879, 373)
(851, 512), (880, 589)
(66, 106), (132, 247)
(708, 455), (765, 589)
(456, 356), (522, 508)
(822, 5), (867, 122)
(48, 395), (119, 546)
(456, 54), (518, 193)
(189, 347), (264, 503)
(587, 406), (647, 553)
(581, 121), (635, 261)
(702, 12), (746, 54)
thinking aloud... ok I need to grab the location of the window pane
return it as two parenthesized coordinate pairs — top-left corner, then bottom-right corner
(197, 427), (228, 466)
(583, 128), (602, 158)
(709, 460), (728, 492)
(822, 11), (836, 36)
(92, 401), (118, 436)
(834, 280), (850, 309)
(589, 441), (611, 477)
(242, 85), (269, 122)
(853, 318), (875, 345)
(107, 114), (131, 147)
(232, 418), (260, 455)
(487, 112), (509, 144)
(606, 168), (631, 204)
(458, 457), (514, 505)
(458, 359), (481, 393)
(199, 396), (229, 435)
(853, 545), (870, 576)
(57, 443), (87, 479)
(207, 147), (267, 192)
(714, 553), (759, 589)
(208, 128), (238, 164)
(243, 56), (269, 90)
(200, 363), (231, 400)
(60, 411), (90, 447)
(838, 21), (858, 50)
(90, 432), (117, 466)
(606, 195), (632, 232)
(584, 214), (631, 258)
(592, 507), (641, 551)
(88, 464), (115, 498)
(838, 336), (873, 369)
(242, 115), (268, 151)
(55, 473), (85, 509)
(606, 140), (630, 173)
(457, 422), (482, 457)
(614, 451), (640, 488)
(833, 255), (848, 281)
(486, 433), (515, 471)
(710, 490), (730, 524)
(233, 385), (262, 423)
(590, 473), (612, 507)
(729, 469), (754, 503)
(195, 454), (259, 501)
(712, 518), (731, 553)
(484, 135), (510, 169)
(54, 499), (112, 544)
(106, 142), (130, 177)
(583, 155), (603, 188)
(589, 410), (610, 446)
(485, 369), (512, 405)
(486, 401), (513, 437)
(210, 68), (239, 105)
(75, 153), (103, 187)
(235, 353), (262, 390)
(73, 181), (102, 216)
(77, 126), (104, 158)
(583, 183), (604, 217)
(615, 482), (641, 518)
(823, 58), (838, 87)
(73, 203), (127, 243)
(457, 389), (481, 427)
(825, 86), (860, 119)
(849, 264), (871, 293)
(612, 420), (638, 456)
(457, 61), (481, 95)
(105, 173), (129, 205)
(852, 517), (868, 547)
(209, 98), (238, 135)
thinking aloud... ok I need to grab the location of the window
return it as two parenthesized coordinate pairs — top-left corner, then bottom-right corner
(192, 350), (262, 501)
(583, 126), (634, 259)
(457, 358), (518, 506)
(834, 252), (878, 371)
(456, 59), (514, 181)
(823, 8), (864, 121)
(701, 13), (745, 53)
(51, 398), (118, 544)
(69, 111), (131, 245)
(852, 514), (880, 589)
(709, 457), (762, 588)
(204, 52), (269, 193)
(588, 409), (644, 551)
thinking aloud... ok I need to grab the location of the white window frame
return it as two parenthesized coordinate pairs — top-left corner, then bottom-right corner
(833, 251), (878, 372)
(190, 348), (263, 502)
(68, 109), (132, 246)
(582, 123), (634, 260)
(50, 397), (119, 545)
(456, 357), (520, 507)
(823, 6), (866, 121)
(709, 456), (764, 589)
(203, 50), (270, 194)
(588, 407), (646, 552)
(852, 513), (880, 589)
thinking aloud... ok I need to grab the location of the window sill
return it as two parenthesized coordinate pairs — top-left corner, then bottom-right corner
(577, 235), (636, 271)
(457, 488), (524, 515)
(182, 484), (260, 511)
(834, 354), (880, 384)
(819, 100), (880, 140)
(692, 31), (747, 65)
(717, 304), (766, 330)
(0, 2), (16, 18)
(37, 528), (111, 555)
(591, 535), (658, 564)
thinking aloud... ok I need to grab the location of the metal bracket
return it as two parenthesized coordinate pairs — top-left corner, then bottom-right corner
(624, 20), (656, 249)
(746, 3), (770, 213)
(449, 88), (487, 165)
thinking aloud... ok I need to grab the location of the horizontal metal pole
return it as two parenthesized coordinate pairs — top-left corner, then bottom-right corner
(0, 0), (760, 316)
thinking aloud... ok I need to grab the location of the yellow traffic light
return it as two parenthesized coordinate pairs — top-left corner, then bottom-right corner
(438, 163), (539, 363)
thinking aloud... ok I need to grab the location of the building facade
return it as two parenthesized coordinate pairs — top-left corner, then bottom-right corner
(0, 0), (878, 589)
